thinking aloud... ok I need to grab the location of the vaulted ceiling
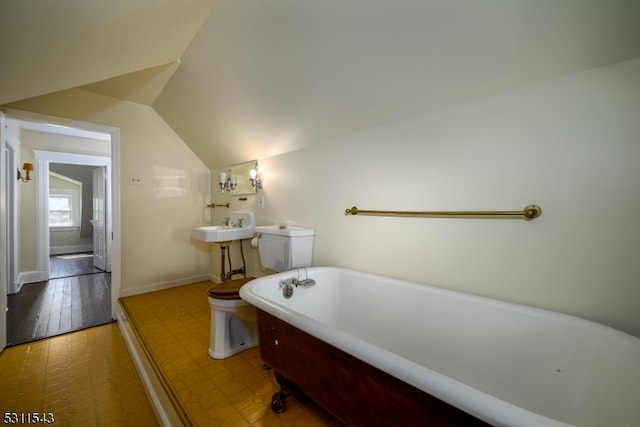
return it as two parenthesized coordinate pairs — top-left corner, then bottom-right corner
(0, 0), (217, 105)
(2, 1), (640, 169)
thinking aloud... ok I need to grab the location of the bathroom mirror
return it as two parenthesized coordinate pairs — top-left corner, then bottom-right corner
(229, 160), (257, 195)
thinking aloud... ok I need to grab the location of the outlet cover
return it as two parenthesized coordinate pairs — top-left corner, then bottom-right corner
(129, 174), (144, 186)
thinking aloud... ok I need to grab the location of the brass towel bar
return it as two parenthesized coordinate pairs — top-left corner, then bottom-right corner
(207, 203), (230, 208)
(344, 204), (542, 220)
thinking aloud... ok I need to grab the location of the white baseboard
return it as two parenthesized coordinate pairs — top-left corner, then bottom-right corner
(15, 271), (47, 290)
(50, 244), (93, 255)
(8, 281), (22, 295)
(115, 303), (184, 427)
(118, 274), (213, 298)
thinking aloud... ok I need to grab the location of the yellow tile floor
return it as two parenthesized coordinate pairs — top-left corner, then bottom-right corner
(0, 323), (157, 427)
(120, 281), (341, 427)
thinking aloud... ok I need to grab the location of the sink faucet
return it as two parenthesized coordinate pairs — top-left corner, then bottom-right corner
(224, 217), (244, 227)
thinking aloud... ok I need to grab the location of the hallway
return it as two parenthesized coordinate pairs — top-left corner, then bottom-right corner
(6, 253), (112, 346)
(49, 252), (103, 279)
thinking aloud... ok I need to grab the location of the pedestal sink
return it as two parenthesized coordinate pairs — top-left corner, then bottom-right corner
(192, 211), (255, 242)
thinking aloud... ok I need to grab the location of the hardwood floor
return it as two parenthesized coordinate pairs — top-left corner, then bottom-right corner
(6, 254), (112, 347)
(50, 252), (102, 279)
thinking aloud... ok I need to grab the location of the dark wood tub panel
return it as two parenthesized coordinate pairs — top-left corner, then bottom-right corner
(257, 309), (490, 427)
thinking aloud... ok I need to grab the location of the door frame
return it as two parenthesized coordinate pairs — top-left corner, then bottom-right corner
(2, 123), (19, 295)
(0, 111), (7, 352)
(91, 166), (108, 271)
(35, 150), (112, 277)
(1, 108), (120, 323)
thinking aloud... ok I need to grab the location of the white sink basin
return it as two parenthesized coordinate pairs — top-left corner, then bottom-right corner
(191, 225), (255, 242)
(192, 211), (255, 242)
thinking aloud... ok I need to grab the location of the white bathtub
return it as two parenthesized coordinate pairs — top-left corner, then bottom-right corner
(240, 267), (640, 427)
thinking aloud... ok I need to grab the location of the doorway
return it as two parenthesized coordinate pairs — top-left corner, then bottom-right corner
(8, 158), (112, 346)
(1, 110), (120, 349)
(35, 151), (113, 279)
(48, 162), (108, 278)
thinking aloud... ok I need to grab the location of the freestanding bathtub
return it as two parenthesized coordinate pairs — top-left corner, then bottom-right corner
(240, 267), (640, 427)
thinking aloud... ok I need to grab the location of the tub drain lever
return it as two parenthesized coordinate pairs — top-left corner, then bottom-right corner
(295, 278), (316, 288)
(294, 267), (316, 288)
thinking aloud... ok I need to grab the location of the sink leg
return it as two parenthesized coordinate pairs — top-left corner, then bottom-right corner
(219, 244), (227, 281)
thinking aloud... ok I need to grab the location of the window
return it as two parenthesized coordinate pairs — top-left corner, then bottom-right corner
(49, 190), (81, 227)
(49, 171), (82, 229)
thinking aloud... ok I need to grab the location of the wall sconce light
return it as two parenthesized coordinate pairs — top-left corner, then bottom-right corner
(218, 172), (237, 193)
(17, 163), (33, 182)
(249, 168), (263, 190)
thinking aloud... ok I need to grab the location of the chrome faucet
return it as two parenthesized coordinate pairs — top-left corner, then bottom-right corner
(223, 217), (244, 227)
(279, 280), (295, 299)
(279, 271), (316, 299)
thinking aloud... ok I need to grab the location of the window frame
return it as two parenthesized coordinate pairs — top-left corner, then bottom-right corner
(48, 172), (82, 230)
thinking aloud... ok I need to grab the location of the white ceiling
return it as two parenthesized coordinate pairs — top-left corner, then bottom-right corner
(0, 0), (217, 105)
(79, 61), (182, 106)
(2, 1), (640, 170)
(153, 0), (640, 169)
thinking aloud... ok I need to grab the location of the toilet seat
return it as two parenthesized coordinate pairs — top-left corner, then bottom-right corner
(208, 277), (255, 300)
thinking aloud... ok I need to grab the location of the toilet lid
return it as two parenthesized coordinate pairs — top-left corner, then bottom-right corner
(208, 277), (255, 300)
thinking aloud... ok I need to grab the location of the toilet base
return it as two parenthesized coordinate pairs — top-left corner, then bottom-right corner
(208, 339), (258, 359)
(208, 296), (258, 359)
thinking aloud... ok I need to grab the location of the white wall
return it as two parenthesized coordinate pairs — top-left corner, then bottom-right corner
(5, 89), (212, 295)
(17, 143), (37, 271)
(6, 58), (639, 338)
(213, 58), (640, 337)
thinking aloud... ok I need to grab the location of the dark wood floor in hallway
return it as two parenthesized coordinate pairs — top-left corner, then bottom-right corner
(50, 252), (102, 279)
(7, 254), (112, 347)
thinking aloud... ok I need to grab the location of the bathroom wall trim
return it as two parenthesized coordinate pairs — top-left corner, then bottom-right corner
(115, 303), (184, 427)
(49, 244), (93, 255)
(118, 274), (212, 298)
(12, 271), (47, 294)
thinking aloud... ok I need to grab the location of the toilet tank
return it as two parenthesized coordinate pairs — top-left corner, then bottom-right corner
(255, 225), (314, 272)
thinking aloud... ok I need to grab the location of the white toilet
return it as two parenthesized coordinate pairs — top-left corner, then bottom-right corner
(255, 225), (315, 273)
(207, 277), (258, 359)
(207, 225), (314, 359)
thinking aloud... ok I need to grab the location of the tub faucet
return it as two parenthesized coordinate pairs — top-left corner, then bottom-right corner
(279, 280), (294, 299)
(279, 276), (316, 299)
(280, 277), (316, 289)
